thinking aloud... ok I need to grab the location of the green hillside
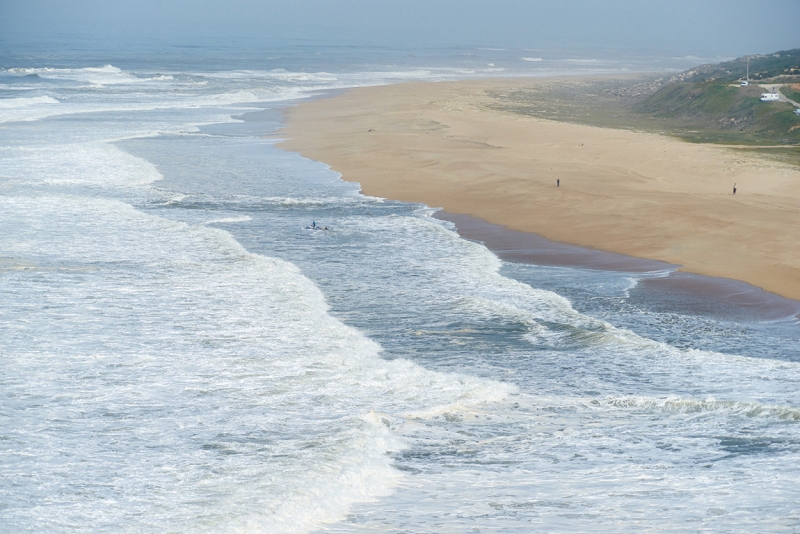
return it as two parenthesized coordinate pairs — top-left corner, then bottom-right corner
(781, 84), (800, 102)
(630, 49), (800, 145)
(634, 79), (800, 145)
(669, 49), (800, 84)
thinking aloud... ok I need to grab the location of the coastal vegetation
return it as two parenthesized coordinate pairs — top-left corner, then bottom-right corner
(780, 84), (800, 103)
(633, 80), (799, 145)
(487, 49), (800, 163)
(671, 49), (800, 83)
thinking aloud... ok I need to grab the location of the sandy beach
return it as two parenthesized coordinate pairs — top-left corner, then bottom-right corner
(280, 78), (800, 300)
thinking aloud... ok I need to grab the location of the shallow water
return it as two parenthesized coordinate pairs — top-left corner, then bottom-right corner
(1, 49), (799, 532)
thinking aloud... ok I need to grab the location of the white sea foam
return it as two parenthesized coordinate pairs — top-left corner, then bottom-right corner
(0, 193), (511, 531)
(592, 395), (800, 420)
(204, 216), (253, 225)
(0, 142), (163, 187)
(0, 92), (279, 124)
(0, 95), (61, 123)
(7, 64), (137, 86)
(0, 95), (60, 108)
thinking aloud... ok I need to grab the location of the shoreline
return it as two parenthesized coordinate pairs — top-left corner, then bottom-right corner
(279, 77), (800, 303)
(436, 210), (800, 321)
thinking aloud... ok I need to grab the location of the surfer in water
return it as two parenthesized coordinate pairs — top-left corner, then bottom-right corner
(307, 221), (329, 230)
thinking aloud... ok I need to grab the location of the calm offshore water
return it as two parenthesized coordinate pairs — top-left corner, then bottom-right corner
(2, 46), (799, 532)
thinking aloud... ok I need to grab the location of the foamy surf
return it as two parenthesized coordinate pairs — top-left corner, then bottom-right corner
(0, 190), (512, 532)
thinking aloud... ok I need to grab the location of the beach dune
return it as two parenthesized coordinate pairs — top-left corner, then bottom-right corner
(281, 79), (800, 300)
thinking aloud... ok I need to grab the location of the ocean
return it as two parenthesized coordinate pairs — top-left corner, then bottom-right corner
(2, 45), (799, 532)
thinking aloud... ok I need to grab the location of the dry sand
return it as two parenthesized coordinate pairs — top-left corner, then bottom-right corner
(280, 78), (800, 300)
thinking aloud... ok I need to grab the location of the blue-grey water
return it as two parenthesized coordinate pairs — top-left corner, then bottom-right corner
(2, 47), (800, 532)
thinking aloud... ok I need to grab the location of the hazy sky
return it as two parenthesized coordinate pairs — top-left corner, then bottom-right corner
(1, 0), (798, 57)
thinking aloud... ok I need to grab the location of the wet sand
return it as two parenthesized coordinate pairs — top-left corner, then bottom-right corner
(437, 211), (800, 322)
(279, 78), (800, 302)
(434, 211), (674, 272)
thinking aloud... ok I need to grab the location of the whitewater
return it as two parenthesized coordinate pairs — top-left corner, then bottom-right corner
(1, 50), (799, 532)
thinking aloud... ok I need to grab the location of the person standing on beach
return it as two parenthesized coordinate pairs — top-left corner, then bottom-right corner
(733, 183), (737, 195)
(557, 178), (560, 187)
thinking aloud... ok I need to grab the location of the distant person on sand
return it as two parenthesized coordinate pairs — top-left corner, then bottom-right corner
(557, 178), (560, 187)
(733, 183), (737, 195)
